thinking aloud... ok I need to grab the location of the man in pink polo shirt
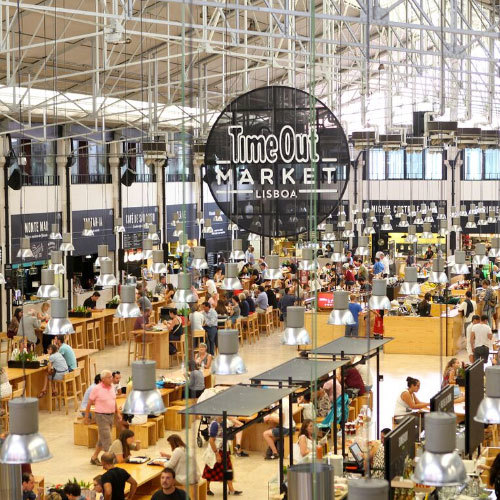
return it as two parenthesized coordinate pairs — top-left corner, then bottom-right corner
(85, 369), (122, 466)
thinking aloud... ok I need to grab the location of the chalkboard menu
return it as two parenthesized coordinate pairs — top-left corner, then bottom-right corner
(430, 384), (454, 413)
(11, 212), (62, 263)
(122, 206), (160, 250)
(465, 360), (484, 455)
(72, 209), (115, 256)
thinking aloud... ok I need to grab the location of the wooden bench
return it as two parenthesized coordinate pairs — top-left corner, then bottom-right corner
(130, 421), (157, 448)
(73, 421), (117, 448)
(165, 406), (195, 431)
(149, 415), (165, 439)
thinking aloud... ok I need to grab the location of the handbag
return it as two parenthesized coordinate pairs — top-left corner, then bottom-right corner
(202, 444), (217, 469)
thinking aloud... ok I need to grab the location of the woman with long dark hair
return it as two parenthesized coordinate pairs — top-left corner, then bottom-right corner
(109, 429), (140, 463)
(156, 434), (199, 485)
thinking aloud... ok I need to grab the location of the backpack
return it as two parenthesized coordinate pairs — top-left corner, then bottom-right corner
(488, 293), (497, 308)
(465, 299), (474, 318)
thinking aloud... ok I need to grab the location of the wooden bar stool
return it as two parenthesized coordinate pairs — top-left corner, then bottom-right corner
(77, 360), (89, 393)
(192, 329), (206, 354)
(240, 317), (251, 344)
(108, 318), (122, 346)
(272, 308), (280, 331)
(73, 325), (85, 350)
(134, 336), (153, 361)
(248, 314), (259, 342)
(235, 318), (243, 346)
(94, 321), (104, 350)
(73, 367), (84, 404)
(0, 333), (12, 361)
(86, 323), (97, 350)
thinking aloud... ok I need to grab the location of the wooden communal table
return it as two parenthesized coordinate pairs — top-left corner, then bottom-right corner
(6, 348), (97, 410)
(131, 328), (171, 369)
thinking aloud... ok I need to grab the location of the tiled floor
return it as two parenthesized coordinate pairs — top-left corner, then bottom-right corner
(32, 328), (468, 497)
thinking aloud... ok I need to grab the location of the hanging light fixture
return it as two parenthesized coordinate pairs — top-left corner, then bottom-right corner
(477, 213), (488, 226)
(143, 214), (154, 229)
(352, 205), (360, 215)
(203, 218), (213, 234)
(317, 221), (326, 231)
(412, 413), (466, 486)
(96, 260), (118, 287)
(17, 237), (34, 259)
(348, 478), (388, 499)
(409, 204), (417, 217)
(212, 329), (247, 375)
(192, 246), (208, 270)
(221, 263), (242, 290)
(459, 205), (467, 216)
(354, 211), (364, 225)
(487, 209), (496, 224)
(451, 250), (470, 274)
(82, 220), (94, 237)
(263, 255), (283, 280)
(331, 241), (345, 262)
(177, 234), (191, 254)
(299, 248), (318, 271)
(368, 210), (377, 223)
(342, 221), (355, 238)
(398, 214), (409, 227)
(49, 250), (65, 275)
(328, 291), (355, 325)
(59, 233), (75, 252)
(395, 206), (403, 217)
(324, 224), (335, 240)
(142, 239), (153, 259)
(450, 206), (458, 217)
(429, 201), (438, 214)
(383, 207), (392, 220)
(172, 272), (197, 309)
(451, 217), (462, 232)
(0, 398), (51, 464)
(149, 250), (168, 274)
(436, 207), (446, 220)
(229, 239), (245, 261)
(414, 212), (424, 225)
(420, 203), (428, 214)
(400, 267), (421, 295)
(421, 223), (433, 239)
(465, 215), (477, 229)
(475, 366), (500, 424)
(338, 204), (346, 217)
(114, 217), (125, 233)
(36, 269), (59, 298)
(115, 285), (141, 318)
(213, 210), (223, 222)
(338, 214), (347, 228)
(429, 257), (448, 284)
(477, 202), (486, 214)
(49, 224), (62, 240)
(282, 306), (310, 345)
(147, 224), (159, 242)
(369, 279), (391, 309)
(94, 244), (111, 268)
(438, 220), (448, 237)
(227, 221), (238, 230)
(173, 222), (183, 238)
(381, 215), (393, 231)
(362, 202), (369, 213)
(45, 298), (75, 335)
(473, 243), (490, 265)
(488, 237), (500, 257)
(406, 225), (418, 243)
(363, 220), (376, 235)
(468, 203), (477, 215)
(122, 360), (166, 415)
(355, 236), (370, 256)
(171, 213), (179, 227)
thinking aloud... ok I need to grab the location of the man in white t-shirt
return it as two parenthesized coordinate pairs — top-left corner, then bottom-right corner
(466, 315), (481, 363)
(189, 304), (205, 332)
(202, 275), (217, 297)
(262, 397), (295, 460)
(471, 314), (493, 363)
(458, 291), (477, 335)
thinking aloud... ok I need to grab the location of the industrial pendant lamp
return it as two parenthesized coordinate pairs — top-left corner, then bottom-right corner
(413, 412), (466, 486)
(221, 263), (242, 290)
(487, 209), (496, 224)
(342, 221), (355, 238)
(171, 213), (179, 227)
(227, 221), (238, 231)
(95, 244), (111, 268)
(49, 224), (62, 240)
(36, 269), (59, 298)
(473, 243), (490, 265)
(172, 272), (197, 309)
(96, 260), (118, 287)
(173, 222), (183, 238)
(338, 204), (346, 217)
(0, 398), (51, 464)
(477, 212), (488, 226)
(429, 257), (448, 284)
(400, 267), (421, 295)
(420, 203), (428, 214)
(150, 250), (167, 274)
(229, 239), (245, 261)
(348, 478), (388, 499)
(477, 202), (486, 213)
(398, 214), (409, 227)
(437, 207), (446, 220)
(328, 290), (355, 325)
(369, 279), (391, 310)
(122, 360), (166, 415)
(362, 202), (369, 213)
(177, 234), (191, 254)
(82, 221), (94, 236)
(414, 212), (424, 225)
(384, 208), (392, 220)
(488, 237), (500, 257)
(115, 285), (141, 318)
(424, 211), (434, 223)
(192, 246), (208, 270)
(395, 206), (403, 217)
(213, 210), (223, 222)
(59, 233), (75, 252)
(338, 214), (347, 228)
(299, 248), (318, 271)
(450, 206), (458, 217)
(352, 205), (360, 216)
(459, 205), (467, 216)
(114, 217), (125, 233)
(465, 215), (477, 229)
(282, 307), (310, 344)
(421, 223), (433, 239)
(45, 298), (75, 335)
(409, 204), (417, 217)
(363, 220), (375, 235)
(142, 239), (153, 259)
(368, 210), (377, 223)
(143, 215), (154, 229)
(451, 217), (462, 232)
(381, 216), (393, 231)
(469, 203), (477, 215)
(354, 211), (364, 225)
(203, 218), (213, 234)
(438, 220), (448, 237)
(355, 236), (370, 256)
(451, 251), (470, 274)
(429, 202), (438, 214)
(406, 225), (418, 243)
(317, 221), (326, 231)
(475, 366), (500, 423)
(331, 241), (344, 262)
(17, 238), (34, 259)
(324, 224), (335, 241)
(263, 255), (283, 280)
(212, 329), (247, 375)
(49, 251), (65, 275)
(147, 224), (160, 242)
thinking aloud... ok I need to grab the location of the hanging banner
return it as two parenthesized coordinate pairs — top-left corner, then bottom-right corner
(11, 212), (62, 263)
(122, 206), (159, 249)
(204, 86), (350, 238)
(72, 209), (115, 256)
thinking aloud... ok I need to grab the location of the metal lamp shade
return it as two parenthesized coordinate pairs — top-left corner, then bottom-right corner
(328, 291), (355, 325)
(96, 260), (118, 287)
(438, 219), (448, 237)
(299, 248), (318, 271)
(59, 233), (75, 251)
(17, 238), (34, 259)
(177, 234), (191, 254)
(353, 205), (360, 215)
(398, 214), (409, 227)
(369, 279), (391, 310)
(338, 205), (346, 216)
(409, 204), (417, 217)
(82, 220), (94, 236)
(263, 255), (283, 280)
(36, 269), (59, 298)
(489, 237), (500, 257)
(203, 219), (213, 234)
(368, 210), (377, 223)
(150, 250), (168, 274)
(477, 202), (486, 213)
(363, 220), (375, 235)
(221, 263), (242, 290)
(469, 203), (477, 215)
(212, 329), (246, 375)
(115, 285), (141, 318)
(213, 210), (223, 222)
(424, 212), (434, 223)
(114, 217), (125, 233)
(331, 241), (345, 262)
(414, 212), (424, 225)
(348, 478), (389, 500)
(477, 213), (488, 226)
(0, 398), (51, 464)
(323, 224), (335, 241)
(94, 244), (111, 268)
(229, 239), (245, 261)
(381, 216), (393, 231)
(420, 203), (428, 213)
(406, 225), (418, 243)
(450, 217), (462, 232)
(355, 236), (370, 256)
(450, 206), (458, 217)
(459, 205), (467, 216)
(341, 221), (355, 238)
(173, 222), (183, 238)
(465, 215), (477, 229)
(282, 306), (310, 345)
(437, 207), (446, 220)
(475, 366), (500, 424)
(49, 250), (65, 275)
(362, 202), (369, 213)
(142, 239), (153, 259)
(192, 246), (208, 270)
(429, 257), (448, 284)
(413, 413), (466, 486)
(384, 208), (392, 220)
(45, 298), (75, 335)
(317, 221), (326, 231)
(354, 213), (364, 224)
(473, 243), (490, 265)
(338, 214), (347, 228)
(400, 267), (420, 295)
(172, 272), (197, 308)
(147, 224), (159, 241)
(488, 209), (496, 223)
(122, 361), (166, 415)
(421, 223), (434, 239)
(395, 206), (403, 217)
(49, 224), (62, 240)
(451, 251), (470, 274)
(288, 463), (334, 500)
(171, 213), (179, 227)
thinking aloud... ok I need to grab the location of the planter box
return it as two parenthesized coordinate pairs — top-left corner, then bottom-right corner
(106, 303), (119, 309)
(8, 360), (41, 369)
(68, 311), (92, 318)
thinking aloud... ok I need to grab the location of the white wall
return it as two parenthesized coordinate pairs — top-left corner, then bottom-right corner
(9, 185), (62, 215)
(70, 184), (115, 211)
(122, 181), (157, 208)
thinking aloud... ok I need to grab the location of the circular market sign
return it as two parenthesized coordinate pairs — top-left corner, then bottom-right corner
(204, 86), (350, 238)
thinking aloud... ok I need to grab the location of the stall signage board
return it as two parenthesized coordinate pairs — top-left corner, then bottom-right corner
(11, 212), (62, 263)
(204, 86), (350, 238)
(72, 209), (115, 256)
(123, 206), (158, 249)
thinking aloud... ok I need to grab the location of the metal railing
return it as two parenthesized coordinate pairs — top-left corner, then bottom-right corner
(135, 173), (157, 183)
(23, 175), (60, 186)
(71, 174), (112, 184)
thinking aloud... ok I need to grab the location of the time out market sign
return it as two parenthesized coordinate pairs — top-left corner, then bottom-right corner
(204, 86), (350, 238)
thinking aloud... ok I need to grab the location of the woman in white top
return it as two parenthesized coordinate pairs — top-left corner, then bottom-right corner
(293, 419), (314, 464)
(157, 434), (199, 485)
(394, 377), (429, 417)
(0, 367), (12, 399)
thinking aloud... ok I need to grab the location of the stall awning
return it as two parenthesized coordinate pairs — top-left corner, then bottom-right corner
(310, 336), (393, 356)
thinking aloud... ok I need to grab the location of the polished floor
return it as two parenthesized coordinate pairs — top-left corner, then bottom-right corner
(33, 327), (469, 497)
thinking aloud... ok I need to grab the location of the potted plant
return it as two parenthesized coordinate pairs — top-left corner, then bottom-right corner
(106, 295), (120, 309)
(8, 350), (40, 369)
(68, 306), (92, 318)
(64, 479), (93, 498)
